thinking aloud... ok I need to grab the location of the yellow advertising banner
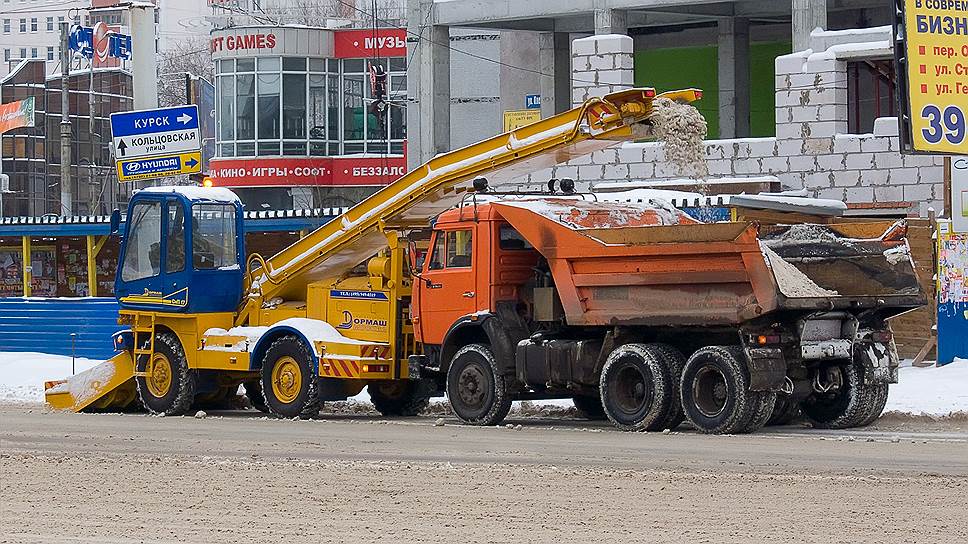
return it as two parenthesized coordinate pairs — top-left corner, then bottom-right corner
(902, 0), (968, 154)
(0, 96), (35, 134)
(503, 109), (541, 132)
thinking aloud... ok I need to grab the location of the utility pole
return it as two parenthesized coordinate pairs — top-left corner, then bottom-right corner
(59, 22), (72, 216)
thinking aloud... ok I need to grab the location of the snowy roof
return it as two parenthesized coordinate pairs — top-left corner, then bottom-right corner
(138, 186), (241, 204)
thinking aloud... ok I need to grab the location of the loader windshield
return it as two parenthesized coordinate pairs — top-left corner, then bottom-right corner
(120, 200), (162, 282)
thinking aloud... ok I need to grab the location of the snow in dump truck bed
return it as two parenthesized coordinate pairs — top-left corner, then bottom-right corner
(496, 197), (695, 229)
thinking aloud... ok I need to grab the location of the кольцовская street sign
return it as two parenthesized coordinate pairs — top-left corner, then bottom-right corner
(110, 105), (202, 183)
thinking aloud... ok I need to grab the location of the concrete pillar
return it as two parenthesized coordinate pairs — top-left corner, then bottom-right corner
(407, 0), (451, 170)
(540, 32), (572, 117)
(571, 34), (634, 107)
(718, 17), (751, 139)
(129, 3), (158, 110)
(594, 8), (627, 35)
(792, 0), (827, 52)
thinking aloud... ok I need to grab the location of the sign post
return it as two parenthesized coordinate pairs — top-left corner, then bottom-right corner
(110, 105), (202, 183)
(894, 0), (968, 155)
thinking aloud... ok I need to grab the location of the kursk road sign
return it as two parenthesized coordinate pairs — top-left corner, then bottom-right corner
(110, 105), (202, 182)
(116, 152), (202, 183)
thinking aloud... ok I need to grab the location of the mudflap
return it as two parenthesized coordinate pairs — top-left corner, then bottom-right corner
(855, 341), (899, 384)
(745, 347), (787, 392)
(44, 351), (138, 412)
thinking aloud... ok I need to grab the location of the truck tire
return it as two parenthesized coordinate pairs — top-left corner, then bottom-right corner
(650, 343), (687, 430)
(739, 390), (777, 434)
(260, 336), (320, 419)
(243, 380), (268, 413)
(599, 344), (674, 432)
(680, 346), (758, 435)
(572, 394), (606, 420)
(801, 360), (873, 429)
(447, 344), (513, 426)
(136, 332), (195, 416)
(766, 396), (801, 426)
(857, 383), (890, 427)
(368, 380), (431, 417)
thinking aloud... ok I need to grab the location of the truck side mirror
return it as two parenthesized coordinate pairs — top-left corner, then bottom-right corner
(109, 209), (122, 234)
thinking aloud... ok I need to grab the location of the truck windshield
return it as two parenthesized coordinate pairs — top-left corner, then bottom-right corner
(191, 204), (238, 270)
(120, 200), (162, 282)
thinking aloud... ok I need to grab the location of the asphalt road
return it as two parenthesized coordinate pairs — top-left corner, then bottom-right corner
(1, 406), (967, 543)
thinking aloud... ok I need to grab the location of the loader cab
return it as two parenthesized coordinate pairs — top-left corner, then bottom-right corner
(115, 187), (245, 314)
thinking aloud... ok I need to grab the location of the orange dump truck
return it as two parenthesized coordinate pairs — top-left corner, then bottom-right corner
(412, 191), (924, 434)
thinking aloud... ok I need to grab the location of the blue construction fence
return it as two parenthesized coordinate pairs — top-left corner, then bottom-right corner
(0, 297), (123, 360)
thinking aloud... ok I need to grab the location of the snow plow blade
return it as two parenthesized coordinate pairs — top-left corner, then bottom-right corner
(44, 351), (138, 412)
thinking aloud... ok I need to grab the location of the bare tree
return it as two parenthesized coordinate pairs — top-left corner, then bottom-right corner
(158, 37), (214, 108)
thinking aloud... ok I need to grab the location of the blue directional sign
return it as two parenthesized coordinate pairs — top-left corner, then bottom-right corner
(110, 105), (202, 183)
(526, 94), (541, 109)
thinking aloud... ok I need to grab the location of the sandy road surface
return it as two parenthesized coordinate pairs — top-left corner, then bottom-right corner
(1, 406), (967, 544)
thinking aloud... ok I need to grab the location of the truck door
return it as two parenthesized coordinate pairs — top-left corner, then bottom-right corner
(417, 228), (478, 344)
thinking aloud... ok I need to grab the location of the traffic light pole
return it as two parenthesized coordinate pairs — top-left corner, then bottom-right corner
(59, 22), (72, 216)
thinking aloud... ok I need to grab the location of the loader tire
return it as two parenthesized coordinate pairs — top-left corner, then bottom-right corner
(572, 394), (606, 420)
(261, 336), (320, 419)
(766, 395), (801, 426)
(680, 346), (758, 435)
(136, 332), (195, 416)
(447, 344), (512, 426)
(368, 380), (431, 417)
(650, 343), (687, 430)
(599, 344), (674, 432)
(801, 360), (873, 430)
(243, 380), (268, 413)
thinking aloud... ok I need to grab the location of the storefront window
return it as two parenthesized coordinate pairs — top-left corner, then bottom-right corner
(257, 72), (280, 140)
(236, 74), (255, 141)
(343, 73), (364, 142)
(282, 73), (306, 140)
(218, 75), (234, 141)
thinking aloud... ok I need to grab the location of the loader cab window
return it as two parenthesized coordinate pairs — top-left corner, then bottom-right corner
(499, 225), (534, 250)
(166, 201), (186, 273)
(427, 229), (473, 270)
(120, 200), (163, 282)
(191, 204), (238, 270)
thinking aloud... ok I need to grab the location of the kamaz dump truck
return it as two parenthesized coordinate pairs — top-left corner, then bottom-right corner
(45, 87), (924, 434)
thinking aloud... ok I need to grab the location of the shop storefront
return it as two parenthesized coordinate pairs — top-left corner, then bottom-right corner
(210, 26), (408, 209)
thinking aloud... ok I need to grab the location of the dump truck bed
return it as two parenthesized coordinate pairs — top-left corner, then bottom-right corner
(492, 198), (924, 327)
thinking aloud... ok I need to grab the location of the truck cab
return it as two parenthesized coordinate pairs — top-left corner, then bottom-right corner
(115, 187), (245, 314)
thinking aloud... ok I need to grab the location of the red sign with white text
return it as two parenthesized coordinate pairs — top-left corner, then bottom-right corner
(333, 29), (406, 58)
(209, 156), (407, 187)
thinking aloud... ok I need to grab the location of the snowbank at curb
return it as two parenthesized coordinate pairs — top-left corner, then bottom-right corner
(1, 352), (966, 420)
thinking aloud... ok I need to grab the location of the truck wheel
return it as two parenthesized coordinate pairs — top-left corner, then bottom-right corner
(599, 344), (673, 432)
(766, 396), (801, 426)
(260, 336), (320, 419)
(739, 390), (777, 434)
(572, 394), (606, 420)
(650, 343), (687, 430)
(136, 332), (195, 416)
(447, 344), (512, 426)
(368, 380), (431, 417)
(801, 360), (872, 429)
(243, 380), (268, 412)
(857, 383), (890, 427)
(680, 346), (758, 435)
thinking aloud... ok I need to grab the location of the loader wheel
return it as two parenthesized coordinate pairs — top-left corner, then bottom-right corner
(368, 380), (431, 417)
(261, 336), (320, 419)
(801, 360), (873, 430)
(572, 394), (606, 420)
(766, 395), (801, 426)
(136, 332), (195, 416)
(243, 380), (268, 413)
(447, 343), (512, 426)
(680, 346), (760, 434)
(599, 344), (674, 432)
